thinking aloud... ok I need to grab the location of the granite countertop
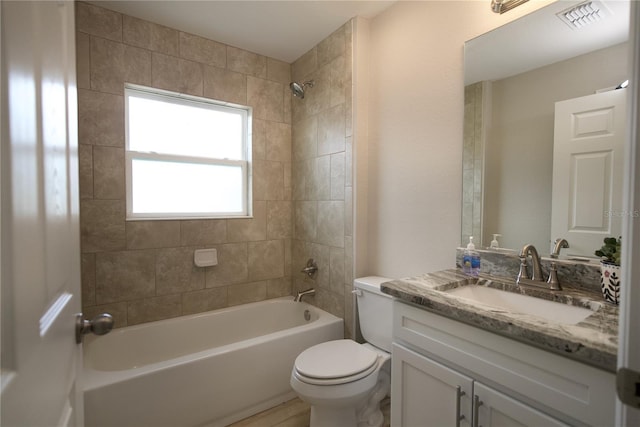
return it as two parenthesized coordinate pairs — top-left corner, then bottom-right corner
(382, 269), (619, 373)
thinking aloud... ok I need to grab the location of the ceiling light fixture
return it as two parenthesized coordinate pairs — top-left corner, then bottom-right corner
(491, 0), (529, 14)
(556, 1), (609, 30)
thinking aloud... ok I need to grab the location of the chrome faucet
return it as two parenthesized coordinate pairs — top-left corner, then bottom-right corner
(517, 244), (562, 290)
(550, 238), (569, 259)
(294, 288), (315, 302)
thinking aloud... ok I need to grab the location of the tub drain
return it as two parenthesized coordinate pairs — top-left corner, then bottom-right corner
(304, 310), (311, 321)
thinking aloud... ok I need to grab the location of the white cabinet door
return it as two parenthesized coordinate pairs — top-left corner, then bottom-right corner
(474, 382), (568, 427)
(392, 343), (473, 427)
(1, 1), (83, 426)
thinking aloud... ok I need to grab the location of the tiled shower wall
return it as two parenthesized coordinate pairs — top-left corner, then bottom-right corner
(290, 22), (355, 338)
(76, 2), (295, 327)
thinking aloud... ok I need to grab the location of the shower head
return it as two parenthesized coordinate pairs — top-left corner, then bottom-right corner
(289, 80), (314, 99)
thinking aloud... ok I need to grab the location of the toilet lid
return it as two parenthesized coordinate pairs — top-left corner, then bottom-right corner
(294, 339), (378, 380)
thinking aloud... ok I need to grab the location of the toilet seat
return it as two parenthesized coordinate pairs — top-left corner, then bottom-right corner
(293, 340), (379, 386)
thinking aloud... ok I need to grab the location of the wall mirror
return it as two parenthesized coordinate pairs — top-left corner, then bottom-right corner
(462, 0), (630, 257)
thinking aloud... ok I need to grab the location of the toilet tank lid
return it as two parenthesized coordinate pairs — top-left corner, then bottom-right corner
(354, 276), (393, 294)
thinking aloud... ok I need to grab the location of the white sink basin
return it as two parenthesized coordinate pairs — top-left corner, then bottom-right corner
(446, 286), (595, 325)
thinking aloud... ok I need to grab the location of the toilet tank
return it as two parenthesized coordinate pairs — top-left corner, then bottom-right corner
(354, 276), (394, 353)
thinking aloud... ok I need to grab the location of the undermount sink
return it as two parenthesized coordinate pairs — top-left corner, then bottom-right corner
(445, 285), (596, 325)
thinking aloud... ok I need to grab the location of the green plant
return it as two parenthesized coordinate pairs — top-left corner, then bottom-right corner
(595, 236), (622, 266)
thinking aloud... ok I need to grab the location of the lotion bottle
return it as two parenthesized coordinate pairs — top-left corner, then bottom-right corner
(463, 236), (480, 276)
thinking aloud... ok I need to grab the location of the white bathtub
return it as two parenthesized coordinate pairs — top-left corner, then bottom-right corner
(83, 297), (343, 427)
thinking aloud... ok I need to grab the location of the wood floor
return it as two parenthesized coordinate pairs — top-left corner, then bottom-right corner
(229, 397), (391, 427)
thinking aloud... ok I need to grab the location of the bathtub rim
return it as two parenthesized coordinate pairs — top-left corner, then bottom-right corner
(82, 297), (343, 391)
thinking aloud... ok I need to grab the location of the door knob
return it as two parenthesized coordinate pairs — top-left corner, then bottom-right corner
(75, 313), (113, 344)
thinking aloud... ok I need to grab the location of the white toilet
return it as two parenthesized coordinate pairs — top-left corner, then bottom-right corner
(290, 276), (393, 427)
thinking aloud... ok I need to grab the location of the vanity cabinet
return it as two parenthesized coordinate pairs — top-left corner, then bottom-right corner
(391, 301), (616, 427)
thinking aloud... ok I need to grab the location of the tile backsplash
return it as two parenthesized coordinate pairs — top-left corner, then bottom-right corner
(456, 248), (602, 294)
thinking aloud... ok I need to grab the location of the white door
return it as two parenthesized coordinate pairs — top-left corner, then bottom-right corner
(617, 1), (640, 424)
(551, 89), (627, 257)
(1, 1), (83, 426)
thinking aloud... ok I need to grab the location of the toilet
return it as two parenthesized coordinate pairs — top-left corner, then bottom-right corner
(290, 276), (393, 427)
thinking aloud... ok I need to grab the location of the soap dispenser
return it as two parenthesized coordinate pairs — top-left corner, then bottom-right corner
(463, 236), (481, 276)
(490, 234), (502, 249)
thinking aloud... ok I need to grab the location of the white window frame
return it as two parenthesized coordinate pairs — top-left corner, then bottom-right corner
(124, 84), (252, 220)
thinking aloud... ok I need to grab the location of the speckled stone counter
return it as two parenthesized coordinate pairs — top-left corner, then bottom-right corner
(381, 269), (618, 372)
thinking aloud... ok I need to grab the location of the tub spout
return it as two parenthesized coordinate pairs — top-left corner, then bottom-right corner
(294, 288), (315, 302)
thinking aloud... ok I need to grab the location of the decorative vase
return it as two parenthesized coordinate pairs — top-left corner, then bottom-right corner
(600, 262), (621, 305)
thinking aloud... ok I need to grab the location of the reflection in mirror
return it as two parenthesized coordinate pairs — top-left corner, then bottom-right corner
(462, 0), (629, 257)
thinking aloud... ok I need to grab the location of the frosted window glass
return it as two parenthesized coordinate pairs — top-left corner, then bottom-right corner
(131, 159), (244, 214)
(128, 95), (243, 160)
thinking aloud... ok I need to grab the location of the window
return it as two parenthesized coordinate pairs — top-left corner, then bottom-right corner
(125, 85), (251, 219)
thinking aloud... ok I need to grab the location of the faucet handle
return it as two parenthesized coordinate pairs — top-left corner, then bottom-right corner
(546, 261), (562, 290)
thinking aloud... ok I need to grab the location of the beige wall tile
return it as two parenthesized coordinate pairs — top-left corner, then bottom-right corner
(126, 220), (181, 249)
(124, 44), (152, 87)
(95, 250), (156, 304)
(330, 152), (345, 200)
(128, 295), (182, 325)
(318, 26), (345, 67)
(344, 235), (353, 286)
(227, 200), (266, 242)
(315, 156), (331, 201)
(80, 199), (126, 252)
(182, 288), (227, 315)
(78, 89), (124, 147)
(156, 247), (205, 295)
(267, 58), (291, 85)
(317, 201), (345, 248)
(93, 145), (124, 200)
(292, 116), (317, 162)
(152, 53), (203, 96)
(76, 32), (91, 90)
(247, 76), (283, 122)
(284, 238), (292, 277)
(84, 302), (128, 329)
(228, 281), (267, 306)
(329, 247), (345, 294)
(267, 277), (292, 298)
(284, 163), (292, 200)
(205, 242), (248, 286)
(283, 86), (292, 126)
(318, 103), (346, 156)
(253, 160), (284, 201)
(179, 32), (226, 67)
(267, 201), (292, 239)
(345, 136), (353, 186)
(294, 201), (317, 241)
(292, 47), (317, 82)
(344, 186), (353, 237)
(227, 46), (267, 78)
(329, 55), (346, 108)
(181, 219), (227, 246)
(79, 144), (93, 199)
(90, 36), (124, 94)
(248, 239), (284, 281)
(81, 253), (96, 306)
(123, 15), (179, 56)
(316, 288), (344, 319)
(76, 2), (122, 42)
(252, 119), (267, 161)
(265, 121), (292, 163)
(344, 283), (354, 339)
(203, 65), (246, 105)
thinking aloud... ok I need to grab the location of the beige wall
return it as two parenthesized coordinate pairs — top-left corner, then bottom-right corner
(365, 0), (553, 279)
(290, 22), (356, 338)
(77, 2), (295, 327)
